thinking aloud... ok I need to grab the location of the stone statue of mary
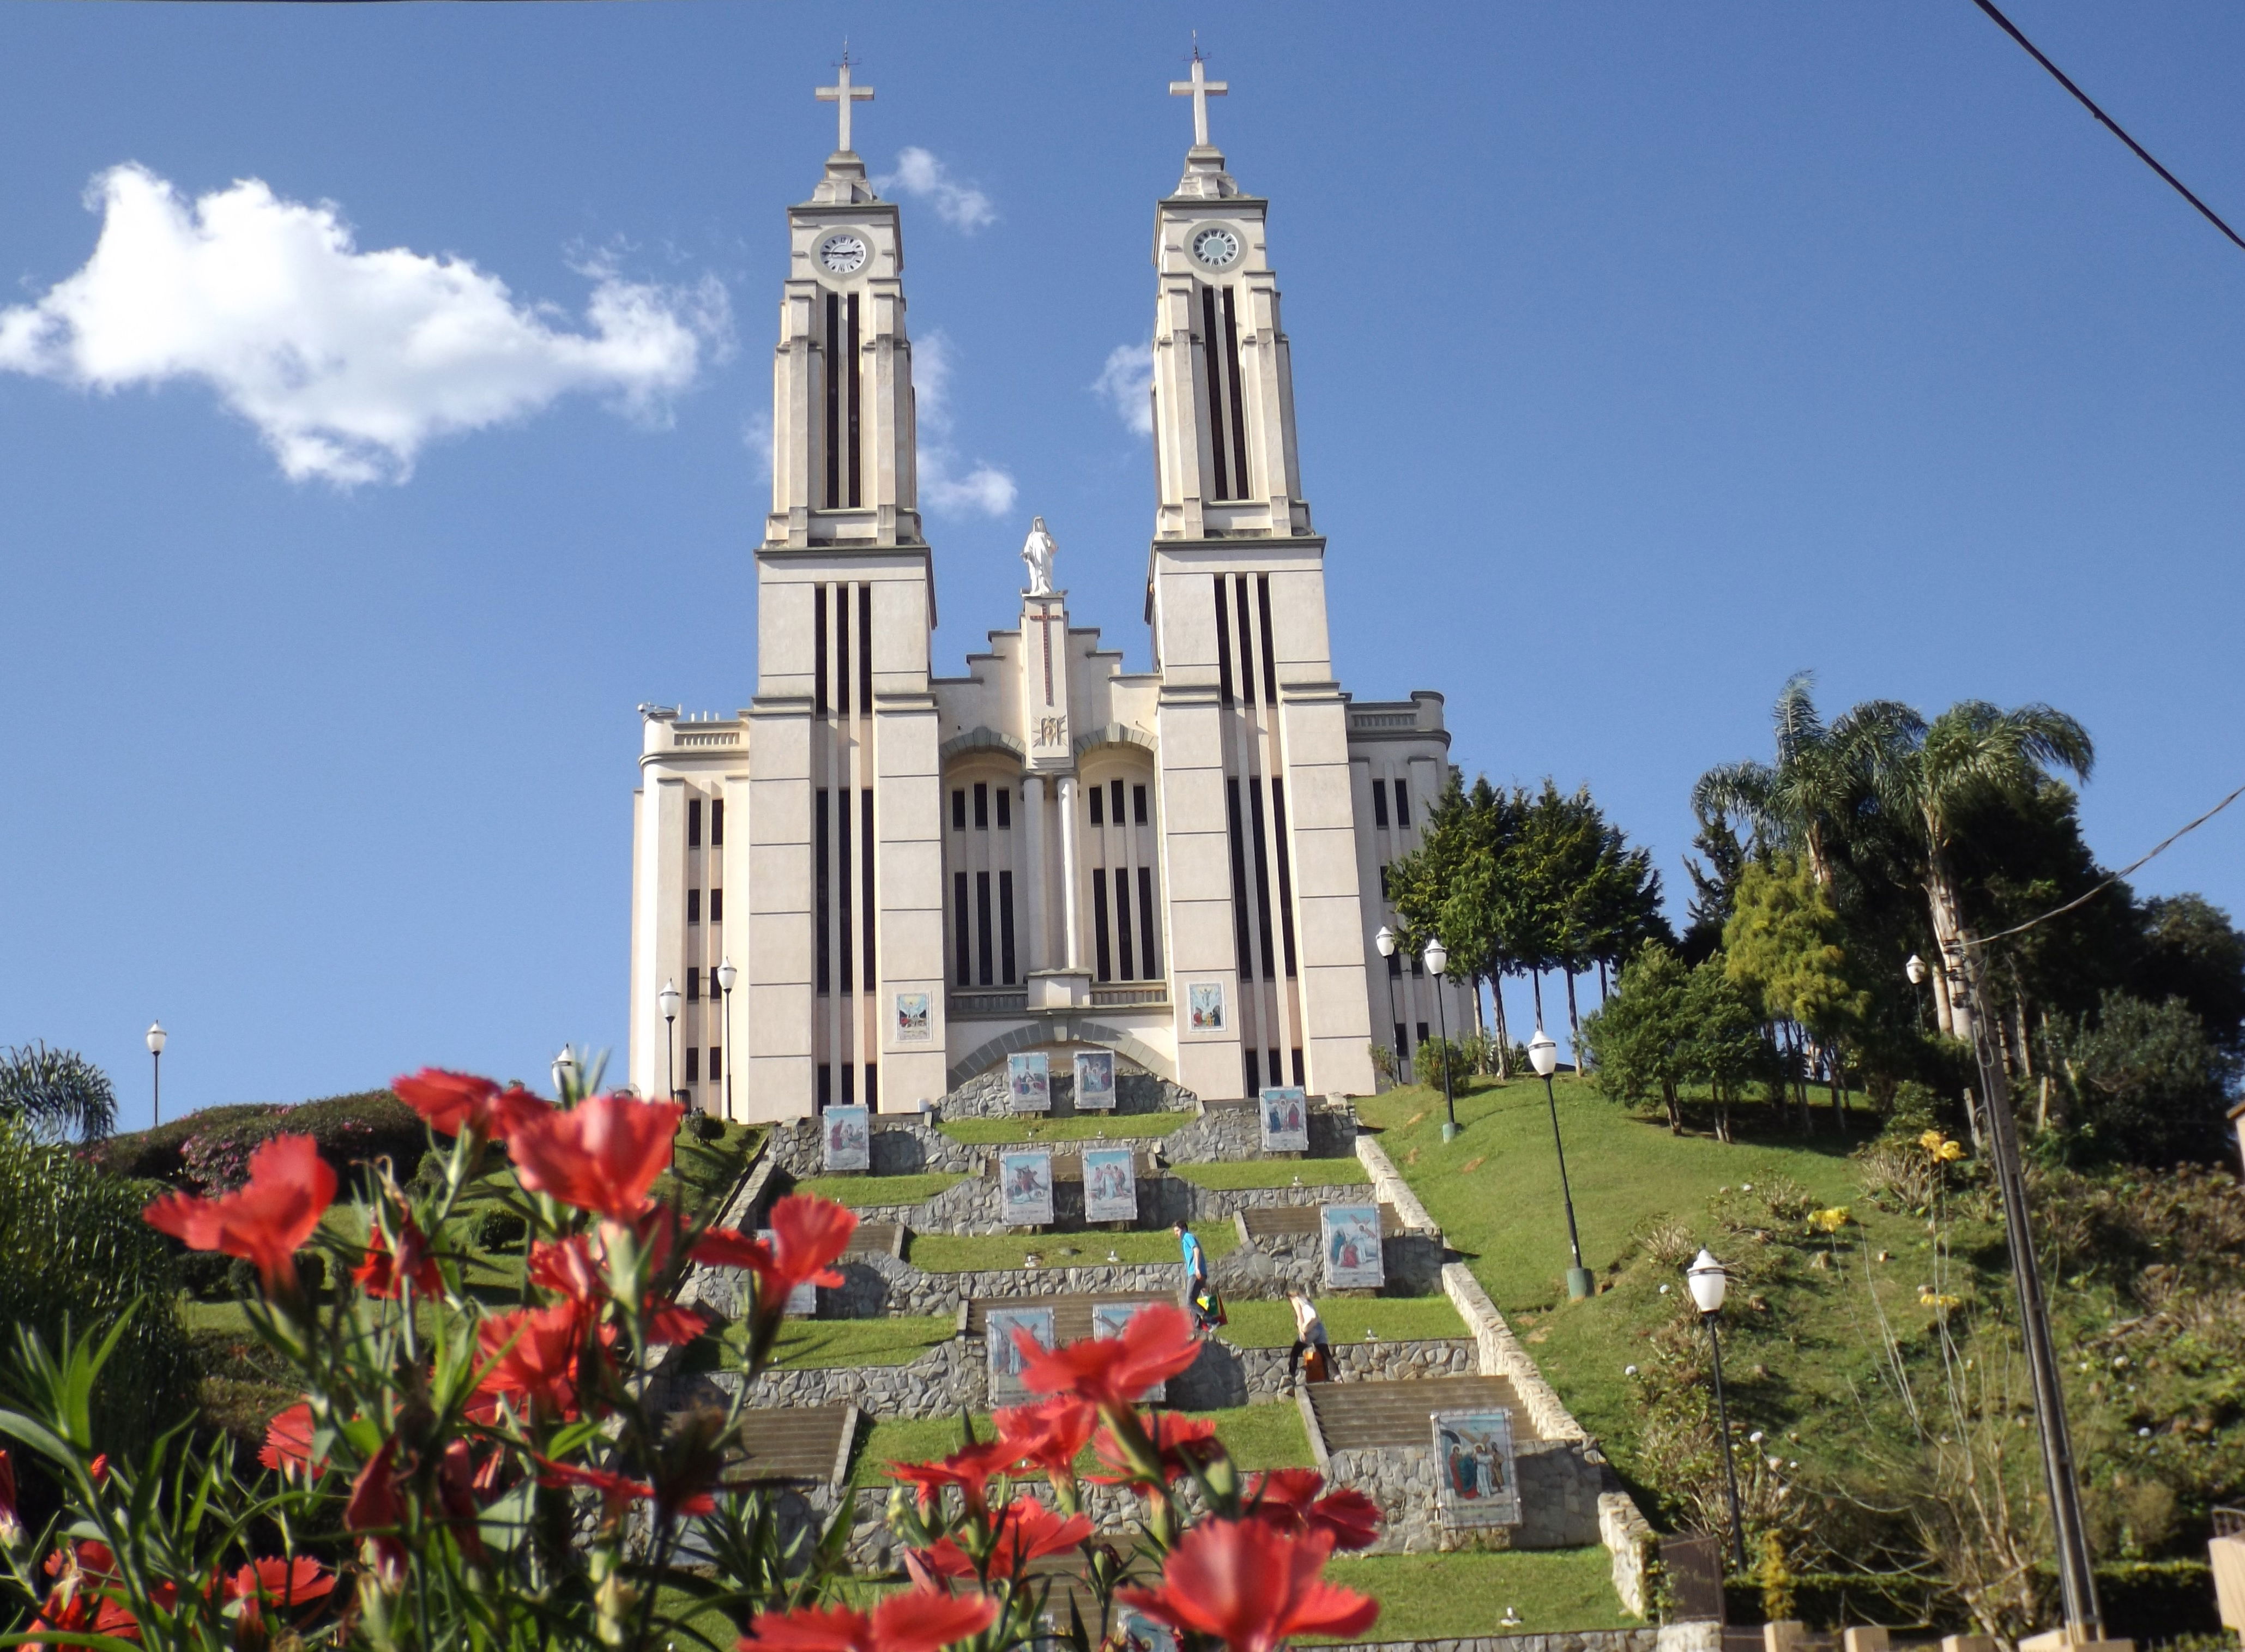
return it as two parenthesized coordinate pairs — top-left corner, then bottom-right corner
(1021, 516), (1057, 595)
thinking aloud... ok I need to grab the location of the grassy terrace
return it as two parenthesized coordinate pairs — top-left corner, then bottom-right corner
(1169, 1158), (1369, 1190)
(904, 1224), (1235, 1273)
(851, 1403), (1313, 1487)
(1219, 1295), (1467, 1346)
(798, 1172), (962, 1208)
(1314, 1548), (1635, 1638)
(937, 1113), (1195, 1145)
(763, 1316), (955, 1370)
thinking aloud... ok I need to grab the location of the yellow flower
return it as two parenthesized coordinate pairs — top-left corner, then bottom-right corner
(1919, 1129), (1946, 1153)
(1808, 1207), (1851, 1233)
(1933, 1139), (1965, 1163)
(1919, 1291), (1962, 1312)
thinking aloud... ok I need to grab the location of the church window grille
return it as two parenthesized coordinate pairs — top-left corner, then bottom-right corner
(710, 799), (723, 846)
(1222, 287), (1251, 500)
(821, 293), (864, 510)
(1114, 868), (1134, 980)
(1394, 779), (1411, 828)
(998, 871), (1017, 985)
(1197, 286), (1252, 502)
(836, 583), (851, 716)
(837, 788), (853, 994)
(952, 789), (967, 831)
(709, 888), (722, 923)
(1292, 1048), (1305, 1087)
(996, 786), (1011, 830)
(1372, 780), (1389, 829)
(974, 783), (989, 831)
(1234, 575), (1257, 705)
(1212, 576), (1234, 706)
(1093, 875), (1112, 982)
(858, 585), (873, 708)
(814, 791), (831, 995)
(687, 889), (701, 925)
(847, 293), (862, 508)
(709, 1045), (720, 1081)
(862, 789), (876, 988)
(687, 799), (702, 847)
(1199, 286), (1230, 501)
(1110, 779), (1125, 827)
(1133, 785), (1149, 825)
(685, 1047), (699, 1084)
(1257, 576), (1278, 707)
(1378, 864), (1390, 900)
(975, 871), (993, 986)
(818, 1064), (832, 1111)
(953, 873), (970, 985)
(813, 586), (829, 715)
(1088, 785), (1103, 827)
(1138, 866), (1159, 978)
(686, 969), (699, 1003)
(1242, 1047), (1260, 1094)
(1271, 777), (1297, 978)
(1248, 778), (1276, 981)
(1224, 779), (1252, 975)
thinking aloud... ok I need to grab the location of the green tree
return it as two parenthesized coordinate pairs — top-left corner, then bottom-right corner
(2057, 990), (2240, 1166)
(1684, 958), (1771, 1144)
(1724, 854), (1870, 1131)
(2136, 894), (2245, 1054)
(0, 1042), (117, 1141)
(1582, 942), (1694, 1132)
(1693, 673), (1869, 892)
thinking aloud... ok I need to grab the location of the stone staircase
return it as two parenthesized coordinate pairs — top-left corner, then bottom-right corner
(964, 1288), (1180, 1342)
(1304, 1373), (1537, 1454)
(726, 1402), (858, 1484)
(1236, 1202), (1404, 1241)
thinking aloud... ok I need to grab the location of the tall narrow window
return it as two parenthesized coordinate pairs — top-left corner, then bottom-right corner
(844, 292), (863, 508)
(813, 585), (829, 715)
(1242, 1047), (1260, 1094)
(814, 789), (830, 995)
(953, 872), (970, 985)
(1234, 575), (1257, 706)
(1114, 867), (1134, 980)
(1137, 865), (1159, 979)
(1199, 286), (1232, 501)
(817, 1064), (832, 1111)
(822, 293), (842, 508)
(1372, 779), (1390, 829)
(996, 787), (1011, 830)
(1257, 575), (1278, 707)
(1221, 286), (1251, 498)
(685, 1047), (699, 1084)
(709, 888), (722, 923)
(841, 1063), (855, 1106)
(686, 889), (701, 925)
(999, 871), (1017, 985)
(1268, 1047), (1282, 1088)
(1248, 777), (1275, 981)
(1092, 874), (1112, 982)
(687, 798), (702, 847)
(835, 582), (851, 717)
(1416, 1021), (1429, 1050)
(1224, 778), (1252, 976)
(974, 783), (988, 831)
(1395, 778), (1411, 828)
(709, 1045), (721, 1081)
(1290, 1048), (1305, 1087)
(1395, 1021), (1408, 1058)
(686, 969), (700, 1003)
(975, 871), (993, 987)
(952, 789), (967, 831)
(1109, 779), (1125, 827)
(1387, 947), (1402, 979)
(1133, 784), (1149, 825)
(858, 584), (873, 709)
(862, 788), (876, 991)
(1212, 575), (1234, 706)
(836, 789), (853, 994)
(1271, 777), (1297, 978)
(1089, 785), (1104, 827)
(864, 1066), (878, 1111)
(1410, 945), (1425, 979)
(710, 799), (725, 846)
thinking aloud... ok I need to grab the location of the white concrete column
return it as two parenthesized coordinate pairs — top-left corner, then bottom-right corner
(1057, 775), (1082, 970)
(1021, 774), (1047, 974)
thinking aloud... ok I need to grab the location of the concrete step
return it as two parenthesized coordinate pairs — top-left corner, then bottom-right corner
(963, 1289), (1180, 1343)
(1305, 1374), (1535, 1451)
(845, 1220), (903, 1258)
(725, 1403), (858, 1484)
(1237, 1202), (1404, 1241)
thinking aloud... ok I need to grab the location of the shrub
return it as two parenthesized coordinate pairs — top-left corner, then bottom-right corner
(94, 1089), (429, 1192)
(692, 1112), (725, 1143)
(1414, 1036), (1474, 1096)
(475, 1207), (529, 1251)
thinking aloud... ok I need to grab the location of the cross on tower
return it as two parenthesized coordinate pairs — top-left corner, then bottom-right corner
(816, 52), (876, 154)
(1168, 49), (1228, 148)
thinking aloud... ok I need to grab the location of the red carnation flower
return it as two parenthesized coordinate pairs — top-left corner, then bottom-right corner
(509, 1093), (681, 1220)
(1119, 1518), (1378, 1652)
(0, 1447), (19, 1547)
(1091, 1410), (1222, 1486)
(345, 1439), (409, 1583)
(475, 1301), (594, 1420)
(353, 1216), (443, 1300)
(143, 1134), (335, 1295)
(225, 1554), (335, 1630)
(1018, 1301), (1198, 1416)
(994, 1395), (1098, 1480)
(535, 1457), (653, 1517)
(1247, 1468), (1382, 1551)
(528, 1234), (605, 1304)
(916, 1494), (1093, 1581)
(745, 1585), (997, 1652)
(392, 1069), (550, 1142)
(258, 1401), (322, 1479)
(695, 1192), (856, 1307)
(886, 1435), (1024, 1516)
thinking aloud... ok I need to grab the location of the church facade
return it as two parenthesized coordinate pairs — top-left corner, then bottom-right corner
(628, 65), (1468, 1120)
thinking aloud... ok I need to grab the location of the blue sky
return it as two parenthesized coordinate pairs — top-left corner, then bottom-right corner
(3, 2), (2241, 1126)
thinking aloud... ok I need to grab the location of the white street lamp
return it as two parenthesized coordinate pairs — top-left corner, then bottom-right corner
(659, 980), (681, 1107)
(1423, 938), (1457, 1140)
(1530, 1028), (1590, 1299)
(1374, 927), (1403, 1088)
(145, 1022), (167, 1127)
(716, 958), (738, 1120)
(1528, 1029), (1558, 1078)
(552, 1044), (579, 1100)
(1688, 1247), (1748, 1569)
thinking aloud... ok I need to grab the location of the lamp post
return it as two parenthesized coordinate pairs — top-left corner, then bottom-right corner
(145, 1023), (166, 1128)
(552, 1044), (579, 1101)
(716, 958), (738, 1121)
(659, 980), (681, 1108)
(1424, 938), (1458, 1141)
(1687, 1248), (1751, 1571)
(1531, 1030), (1594, 1300)
(1374, 926), (1403, 1088)
(1904, 953), (1929, 1029)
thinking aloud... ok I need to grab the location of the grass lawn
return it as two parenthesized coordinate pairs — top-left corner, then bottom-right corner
(764, 1317), (955, 1370)
(906, 1225), (1235, 1273)
(1313, 1548), (1637, 1639)
(852, 1404), (1313, 1487)
(1170, 1159), (1369, 1190)
(798, 1172), (962, 1208)
(1219, 1295), (1467, 1347)
(938, 1114), (1195, 1145)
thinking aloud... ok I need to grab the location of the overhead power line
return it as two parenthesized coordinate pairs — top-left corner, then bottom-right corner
(1967, 0), (2245, 256)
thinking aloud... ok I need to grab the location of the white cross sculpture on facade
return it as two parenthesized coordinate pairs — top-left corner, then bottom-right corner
(1168, 50), (1228, 148)
(816, 52), (875, 154)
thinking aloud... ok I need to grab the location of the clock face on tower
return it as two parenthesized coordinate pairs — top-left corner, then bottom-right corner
(1190, 226), (1241, 269)
(817, 233), (868, 274)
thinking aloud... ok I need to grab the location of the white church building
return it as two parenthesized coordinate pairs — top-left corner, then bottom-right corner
(629, 61), (1468, 1120)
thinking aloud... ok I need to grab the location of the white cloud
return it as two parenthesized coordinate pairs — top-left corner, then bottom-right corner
(913, 329), (1016, 518)
(0, 164), (731, 485)
(876, 148), (997, 233)
(1094, 341), (1155, 436)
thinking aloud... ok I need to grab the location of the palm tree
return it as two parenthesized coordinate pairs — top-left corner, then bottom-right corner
(1694, 673), (1868, 891)
(0, 1043), (118, 1141)
(1852, 701), (2095, 1041)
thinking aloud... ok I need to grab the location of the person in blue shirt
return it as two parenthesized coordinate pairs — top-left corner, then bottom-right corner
(1172, 1220), (1222, 1331)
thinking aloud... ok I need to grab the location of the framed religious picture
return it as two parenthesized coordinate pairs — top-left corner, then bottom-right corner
(1113, 1606), (1179, 1652)
(1091, 1301), (1171, 1400)
(1258, 1087), (1310, 1153)
(822, 1105), (870, 1173)
(1320, 1203), (1385, 1291)
(1081, 1146), (1138, 1224)
(998, 1148), (1055, 1227)
(758, 1229), (820, 1316)
(1184, 981), (1226, 1034)
(894, 992), (932, 1044)
(1007, 1052), (1051, 1113)
(984, 1305), (1055, 1405)
(1073, 1049), (1116, 1111)
(1431, 1407), (1522, 1528)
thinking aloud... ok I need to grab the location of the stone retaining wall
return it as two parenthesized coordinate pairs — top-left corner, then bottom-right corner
(938, 1060), (1194, 1120)
(1215, 1225), (1449, 1298)
(1316, 1436), (1605, 1553)
(820, 1251), (1187, 1320)
(767, 1117), (985, 1179)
